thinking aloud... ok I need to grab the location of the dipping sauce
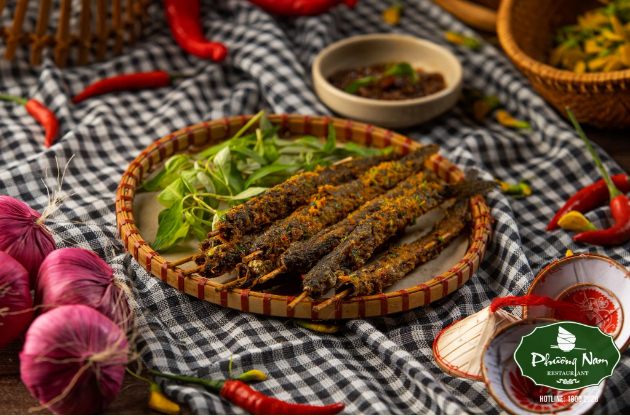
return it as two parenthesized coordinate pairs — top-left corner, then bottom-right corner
(328, 62), (446, 100)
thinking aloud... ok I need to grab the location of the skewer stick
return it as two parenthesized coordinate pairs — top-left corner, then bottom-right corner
(169, 252), (203, 268)
(287, 290), (310, 311)
(312, 289), (352, 313)
(257, 266), (286, 285)
(181, 265), (204, 276)
(241, 250), (263, 263)
(208, 230), (220, 237)
(214, 277), (246, 292)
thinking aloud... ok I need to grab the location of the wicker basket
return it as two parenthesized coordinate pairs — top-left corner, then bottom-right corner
(497, 0), (630, 129)
(116, 114), (492, 320)
(0, 0), (150, 67)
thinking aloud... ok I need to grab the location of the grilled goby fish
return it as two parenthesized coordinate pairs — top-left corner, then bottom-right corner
(301, 179), (491, 300)
(213, 151), (404, 243)
(337, 198), (470, 297)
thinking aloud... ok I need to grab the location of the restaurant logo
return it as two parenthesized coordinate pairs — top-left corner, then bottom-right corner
(513, 322), (620, 390)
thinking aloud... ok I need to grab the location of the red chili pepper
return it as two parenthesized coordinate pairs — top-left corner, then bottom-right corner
(163, 0), (228, 62)
(0, 94), (58, 147)
(567, 108), (630, 246)
(547, 174), (630, 231)
(149, 370), (345, 415)
(72, 71), (182, 103)
(246, 0), (358, 16)
(222, 380), (345, 415)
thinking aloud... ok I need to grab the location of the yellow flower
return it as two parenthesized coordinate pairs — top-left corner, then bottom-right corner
(382, 2), (402, 25)
(496, 110), (531, 129)
(445, 31), (481, 50)
(610, 15), (627, 41)
(574, 60), (587, 73)
(558, 211), (597, 232)
(148, 385), (181, 415)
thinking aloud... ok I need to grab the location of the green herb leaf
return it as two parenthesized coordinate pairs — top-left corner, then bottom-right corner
(142, 169), (168, 192)
(228, 163), (246, 194)
(223, 187), (268, 201)
(382, 62), (419, 84)
(197, 172), (220, 209)
(263, 140), (279, 163)
(212, 209), (229, 231)
(232, 146), (267, 166)
(152, 200), (184, 250)
(345, 76), (378, 94)
(295, 136), (324, 150)
(186, 212), (209, 242)
(322, 122), (337, 153)
(157, 178), (186, 208)
(158, 222), (190, 251)
(214, 147), (233, 185)
(244, 164), (295, 188)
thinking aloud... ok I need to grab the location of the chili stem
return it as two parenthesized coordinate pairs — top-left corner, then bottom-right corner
(149, 370), (225, 394)
(0, 94), (28, 105)
(566, 107), (621, 199)
(126, 367), (152, 384)
(231, 110), (265, 141)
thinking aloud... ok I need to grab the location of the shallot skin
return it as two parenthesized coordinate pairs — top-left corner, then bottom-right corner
(35, 247), (129, 326)
(0, 251), (33, 348)
(0, 196), (56, 286)
(20, 305), (128, 415)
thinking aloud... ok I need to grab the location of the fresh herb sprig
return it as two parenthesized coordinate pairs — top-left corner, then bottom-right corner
(144, 111), (390, 251)
(345, 62), (419, 94)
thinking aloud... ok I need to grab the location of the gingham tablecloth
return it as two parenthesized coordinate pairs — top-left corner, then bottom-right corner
(1, 0), (628, 413)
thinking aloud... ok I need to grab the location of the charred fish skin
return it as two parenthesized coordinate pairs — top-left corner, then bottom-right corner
(214, 153), (401, 243)
(281, 170), (430, 274)
(341, 198), (470, 297)
(302, 183), (444, 299)
(238, 146), (439, 273)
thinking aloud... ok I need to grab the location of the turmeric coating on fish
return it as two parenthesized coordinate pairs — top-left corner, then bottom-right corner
(214, 152), (400, 243)
(235, 146), (439, 286)
(301, 179), (491, 300)
(262, 169), (434, 287)
(337, 198), (470, 297)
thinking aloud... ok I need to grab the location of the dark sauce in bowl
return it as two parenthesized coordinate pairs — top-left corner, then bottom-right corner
(328, 62), (446, 101)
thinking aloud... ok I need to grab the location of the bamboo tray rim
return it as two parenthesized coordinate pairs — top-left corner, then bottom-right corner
(115, 114), (493, 320)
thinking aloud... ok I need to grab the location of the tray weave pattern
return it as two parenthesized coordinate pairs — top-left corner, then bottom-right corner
(0, 0), (150, 67)
(497, 0), (630, 129)
(116, 114), (492, 320)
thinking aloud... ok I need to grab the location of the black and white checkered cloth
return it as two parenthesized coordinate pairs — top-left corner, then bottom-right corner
(1, 0), (628, 413)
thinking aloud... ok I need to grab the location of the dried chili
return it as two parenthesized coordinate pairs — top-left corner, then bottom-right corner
(567, 109), (630, 245)
(163, 0), (228, 62)
(214, 152), (400, 243)
(149, 370), (345, 415)
(246, 0), (358, 16)
(547, 174), (630, 231)
(337, 199), (469, 296)
(0, 94), (58, 147)
(72, 71), (185, 103)
(236, 146), (438, 286)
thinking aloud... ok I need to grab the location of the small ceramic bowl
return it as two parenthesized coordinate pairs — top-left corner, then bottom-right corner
(525, 252), (630, 352)
(312, 34), (463, 128)
(481, 319), (605, 415)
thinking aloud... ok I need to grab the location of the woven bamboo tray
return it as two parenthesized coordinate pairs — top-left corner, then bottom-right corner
(497, 0), (630, 129)
(116, 114), (492, 320)
(0, 0), (150, 67)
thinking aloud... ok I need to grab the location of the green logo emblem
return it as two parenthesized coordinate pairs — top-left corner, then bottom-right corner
(514, 322), (620, 391)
